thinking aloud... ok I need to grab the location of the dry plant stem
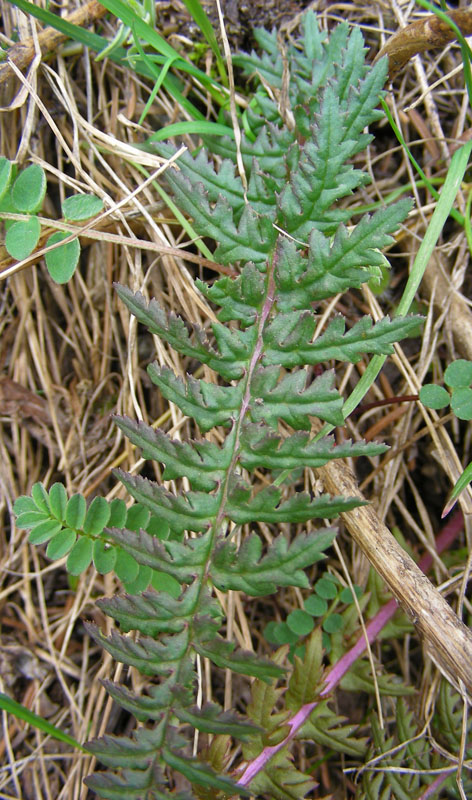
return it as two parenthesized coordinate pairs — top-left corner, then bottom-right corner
(317, 454), (472, 699)
(376, 8), (472, 80)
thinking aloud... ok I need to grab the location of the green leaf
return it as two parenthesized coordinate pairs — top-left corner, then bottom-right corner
(28, 519), (63, 545)
(322, 613), (344, 633)
(249, 366), (345, 429)
(444, 358), (472, 387)
(97, 582), (213, 637)
(114, 415), (232, 490)
(164, 168), (277, 267)
(61, 193), (103, 220)
(226, 483), (364, 525)
(31, 482), (50, 513)
(108, 498), (127, 528)
(197, 262), (265, 326)
(275, 200), (412, 310)
(85, 623), (189, 677)
(174, 702), (258, 740)
(93, 539), (117, 574)
(65, 493), (87, 530)
(286, 610), (315, 636)
(48, 482), (67, 521)
(150, 570), (181, 597)
(263, 313), (422, 367)
(163, 747), (245, 794)
(115, 471), (218, 535)
(0, 157), (13, 203)
(45, 232), (80, 283)
(419, 383), (450, 409)
(46, 528), (77, 559)
(339, 585), (362, 603)
(314, 576), (338, 599)
(114, 549), (140, 584)
(304, 594), (328, 616)
(240, 424), (387, 471)
(115, 284), (251, 381)
(66, 536), (93, 575)
(5, 216), (41, 259)
(147, 364), (243, 431)
(108, 526), (211, 583)
(11, 164), (46, 212)
(451, 386), (472, 420)
(13, 495), (38, 516)
(15, 509), (50, 528)
(286, 628), (324, 708)
(298, 699), (368, 757)
(211, 530), (336, 596)
(83, 496), (111, 535)
(193, 619), (285, 681)
(123, 564), (153, 595)
(124, 503), (150, 532)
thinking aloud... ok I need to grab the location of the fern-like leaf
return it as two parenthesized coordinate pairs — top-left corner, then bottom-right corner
(68, 12), (424, 797)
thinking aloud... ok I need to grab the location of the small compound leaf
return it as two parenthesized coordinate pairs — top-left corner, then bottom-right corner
(11, 164), (46, 212)
(5, 216), (41, 259)
(62, 193), (104, 221)
(67, 536), (93, 575)
(45, 232), (80, 284)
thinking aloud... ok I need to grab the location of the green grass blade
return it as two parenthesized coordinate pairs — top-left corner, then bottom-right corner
(141, 120), (235, 145)
(0, 691), (87, 751)
(180, 0), (227, 86)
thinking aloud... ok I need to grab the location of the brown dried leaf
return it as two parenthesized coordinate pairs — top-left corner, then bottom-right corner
(376, 9), (472, 81)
